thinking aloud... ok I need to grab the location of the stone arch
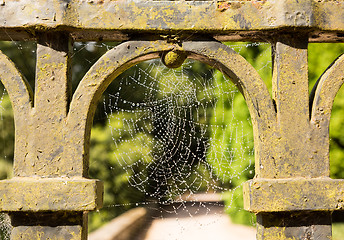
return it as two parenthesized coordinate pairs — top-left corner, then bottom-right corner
(311, 54), (344, 127)
(0, 50), (33, 172)
(310, 54), (344, 169)
(65, 40), (276, 176)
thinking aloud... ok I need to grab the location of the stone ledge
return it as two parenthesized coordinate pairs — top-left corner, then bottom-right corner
(0, 0), (343, 42)
(0, 177), (103, 211)
(244, 178), (344, 213)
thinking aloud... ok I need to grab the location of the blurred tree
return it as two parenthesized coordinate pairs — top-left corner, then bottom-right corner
(0, 94), (14, 180)
(207, 42), (271, 225)
(88, 112), (154, 231)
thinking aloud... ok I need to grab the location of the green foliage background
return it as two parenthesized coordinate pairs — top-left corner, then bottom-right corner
(0, 41), (343, 233)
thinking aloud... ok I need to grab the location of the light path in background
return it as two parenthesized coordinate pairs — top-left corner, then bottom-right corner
(89, 194), (256, 240)
(143, 213), (256, 240)
(142, 194), (256, 240)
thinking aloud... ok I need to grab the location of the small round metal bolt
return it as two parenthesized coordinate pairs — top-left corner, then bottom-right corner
(162, 50), (187, 69)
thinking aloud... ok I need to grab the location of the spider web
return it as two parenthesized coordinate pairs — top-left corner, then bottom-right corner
(104, 61), (240, 199)
(88, 42), (271, 238)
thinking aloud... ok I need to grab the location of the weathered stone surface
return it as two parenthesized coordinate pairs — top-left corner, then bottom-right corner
(0, 178), (103, 211)
(0, 0), (343, 41)
(244, 178), (344, 212)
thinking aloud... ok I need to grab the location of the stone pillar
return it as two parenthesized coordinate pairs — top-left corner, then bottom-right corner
(244, 34), (333, 239)
(0, 32), (103, 240)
